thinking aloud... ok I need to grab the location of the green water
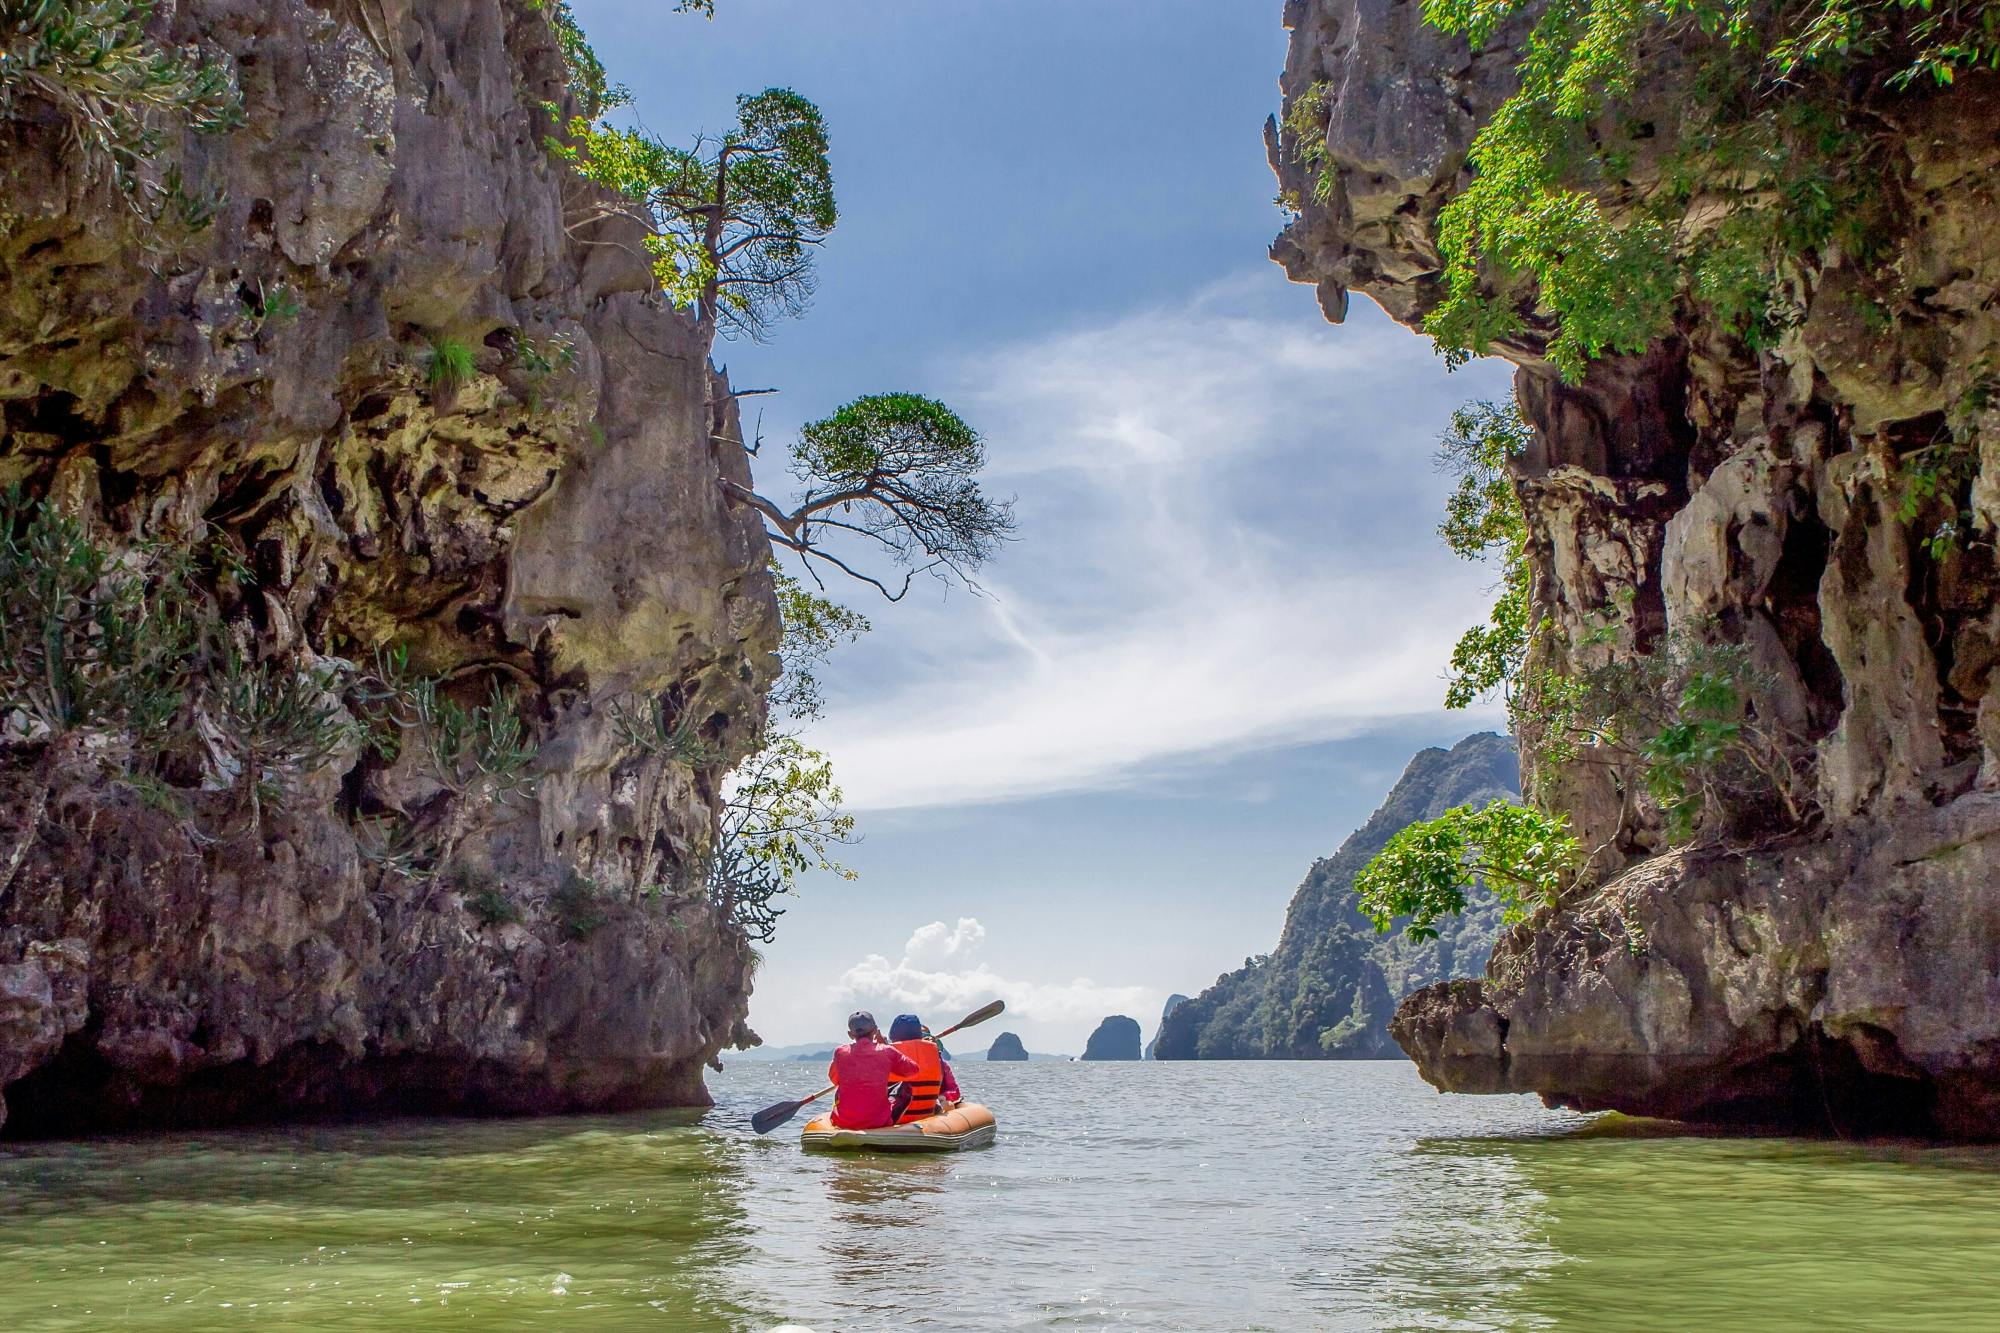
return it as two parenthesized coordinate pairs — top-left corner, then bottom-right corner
(2, 1061), (1998, 1330)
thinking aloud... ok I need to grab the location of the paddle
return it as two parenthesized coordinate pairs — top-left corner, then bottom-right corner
(749, 999), (1006, 1135)
(751, 1083), (833, 1136)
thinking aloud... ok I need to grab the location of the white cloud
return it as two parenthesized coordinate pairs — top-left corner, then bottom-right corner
(834, 917), (1159, 1039)
(901, 917), (986, 967)
(805, 274), (1513, 811)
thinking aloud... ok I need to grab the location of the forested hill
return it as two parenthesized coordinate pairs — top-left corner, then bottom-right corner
(1155, 734), (1518, 1060)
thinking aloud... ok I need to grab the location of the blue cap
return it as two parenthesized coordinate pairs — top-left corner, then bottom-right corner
(889, 1014), (923, 1042)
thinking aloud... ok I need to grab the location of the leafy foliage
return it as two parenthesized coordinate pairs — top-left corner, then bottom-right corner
(0, 0), (241, 229)
(422, 336), (477, 394)
(555, 85), (835, 338)
(510, 331), (577, 380)
(447, 865), (521, 929)
(1894, 375), (1997, 560)
(346, 647), (540, 878)
(704, 736), (852, 944)
(550, 866), (607, 941)
(720, 733), (855, 889)
(211, 647), (353, 831)
(0, 494), (367, 833)
(606, 688), (717, 768)
(0, 491), (194, 746)
(536, 0), (627, 120)
(353, 647), (538, 801)
(533, 0), (712, 118)
(1397, 0), (2000, 378)
(463, 878), (522, 929)
(1277, 78), (1335, 209)
(770, 569), (869, 722)
(1436, 401), (1537, 713)
(1354, 800), (1580, 942)
(1530, 627), (1814, 840)
(734, 392), (1016, 600)
(242, 281), (303, 328)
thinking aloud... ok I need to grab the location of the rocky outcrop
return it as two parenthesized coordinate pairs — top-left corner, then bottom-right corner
(1155, 734), (1518, 1060)
(0, 2), (778, 1134)
(1393, 792), (2000, 1136)
(986, 1032), (1029, 1062)
(1273, 0), (2000, 1133)
(1144, 995), (1188, 1059)
(1081, 1015), (1142, 1061)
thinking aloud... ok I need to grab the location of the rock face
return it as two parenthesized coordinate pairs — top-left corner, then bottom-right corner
(1144, 995), (1188, 1059)
(1081, 1016), (1143, 1062)
(0, 2), (778, 1134)
(987, 1032), (1030, 1062)
(1273, 1), (2000, 1133)
(1155, 735), (1519, 1060)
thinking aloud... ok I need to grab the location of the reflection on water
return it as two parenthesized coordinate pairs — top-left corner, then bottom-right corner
(0, 1112), (770, 1330)
(1365, 1134), (1563, 1331)
(1410, 1120), (2000, 1333)
(2, 1062), (1999, 1330)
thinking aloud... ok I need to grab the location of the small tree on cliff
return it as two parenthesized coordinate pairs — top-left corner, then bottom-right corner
(696, 576), (865, 940)
(726, 392), (1017, 600)
(557, 85), (835, 339)
(1354, 801), (1579, 942)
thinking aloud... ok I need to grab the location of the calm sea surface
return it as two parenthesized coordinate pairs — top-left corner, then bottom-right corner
(2, 1060), (1998, 1330)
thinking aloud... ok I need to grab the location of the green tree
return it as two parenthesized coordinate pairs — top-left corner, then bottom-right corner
(770, 569), (869, 722)
(728, 392), (1016, 600)
(1353, 800), (1579, 942)
(1437, 401), (1535, 713)
(1526, 629), (1814, 841)
(1384, 0), (2000, 378)
(0, 0), (241, 228)
(708, 727), (857, 944)
(558, 85), (835, 338)
(690, 573), (866, 938)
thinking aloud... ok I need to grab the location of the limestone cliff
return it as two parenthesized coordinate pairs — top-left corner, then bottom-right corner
(0, 1), (779, 1134)
(1154, 734), (1518, 1061)
(1143, 994), (1187, 1059)
(1274, 0), (2000, 1134)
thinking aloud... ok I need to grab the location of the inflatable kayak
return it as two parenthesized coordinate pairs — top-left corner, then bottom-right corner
(801, 1102), (997, 1152)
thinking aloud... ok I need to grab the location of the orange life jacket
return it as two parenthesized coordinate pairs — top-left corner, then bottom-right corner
(891, 1038), (945, 1123)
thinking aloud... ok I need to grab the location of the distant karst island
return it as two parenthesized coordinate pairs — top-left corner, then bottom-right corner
(1081, 1015), (1143, 1061)
(987, 1033), (1029, 1061)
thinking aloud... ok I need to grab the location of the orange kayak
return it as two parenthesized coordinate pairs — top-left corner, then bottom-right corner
(801, 1101), (997, 1152)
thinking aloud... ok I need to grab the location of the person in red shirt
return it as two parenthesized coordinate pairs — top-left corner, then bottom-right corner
(827, 1011), (921, 1129)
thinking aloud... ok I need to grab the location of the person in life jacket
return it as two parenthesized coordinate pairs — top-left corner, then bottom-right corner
(828, 1010), (921, 1130)
(888, 1013), (963, 1124)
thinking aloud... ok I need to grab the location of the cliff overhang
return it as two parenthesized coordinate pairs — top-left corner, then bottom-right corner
(1273, 0), (2000, 1135)
(0, 0), (779, 1134)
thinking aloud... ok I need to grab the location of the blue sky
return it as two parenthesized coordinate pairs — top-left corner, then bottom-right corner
(575, 0), (1513, 1054)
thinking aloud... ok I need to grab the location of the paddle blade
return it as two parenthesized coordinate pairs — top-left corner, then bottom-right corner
(750, 1083), (834, 1135)
(751, 1099), (805, 1135)
(937, 999), (1005, 1039)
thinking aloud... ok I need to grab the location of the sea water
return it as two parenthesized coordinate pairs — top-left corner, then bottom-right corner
(2, 1060), (1998, 1330)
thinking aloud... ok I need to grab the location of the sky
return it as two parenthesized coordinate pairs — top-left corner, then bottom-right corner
(576, 0), (1515, 1056)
